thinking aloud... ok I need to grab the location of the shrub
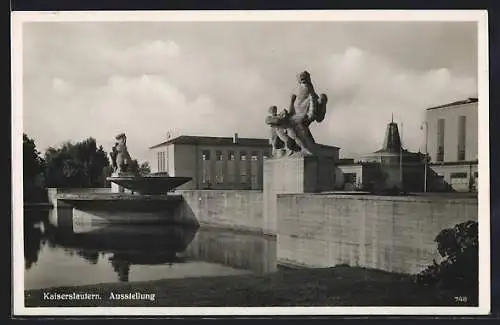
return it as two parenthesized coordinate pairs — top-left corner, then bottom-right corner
(415, 220), (478, 302)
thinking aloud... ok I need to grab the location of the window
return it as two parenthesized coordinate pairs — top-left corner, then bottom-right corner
(201, 150), (211, 185)
(165, 151), (169, 173)
(474, 171), (478, 178)
(437, 118), (445, 162)
(164, 151), (170, 173)
(227, 151), (236, 183)
(202, 150), (211, 161)
(457, 115), (466, 161)
(215, 151), (224, 184)
(450, 172), (467, 179)
(240, 167), (248, 183)
(240, 152), (248, 183)
(250, 152), (259, 189)
(436, 146), (444, 163)
(157, 151), (166, 172)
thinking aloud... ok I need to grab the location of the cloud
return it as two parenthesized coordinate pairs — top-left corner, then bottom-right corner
(26, 72), (242, 163)
(313, 47), (476, 156)
(22, 22), (478, 165)
(108, 40), (182, 75)
(51, 77), (74, 94)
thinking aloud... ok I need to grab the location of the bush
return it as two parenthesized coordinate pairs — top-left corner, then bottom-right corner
(414, 220), (478, 303)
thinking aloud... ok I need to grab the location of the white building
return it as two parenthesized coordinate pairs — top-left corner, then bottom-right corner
(425, 97), (478, 192)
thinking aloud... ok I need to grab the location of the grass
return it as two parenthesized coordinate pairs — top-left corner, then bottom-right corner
(24, 265), (473, 307)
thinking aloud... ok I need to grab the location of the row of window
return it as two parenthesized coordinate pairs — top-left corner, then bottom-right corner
(157, 151), (167, 172)
(202, 156), (260, 185)
(155, 149), (268, 174)
(201, 150), (267, 161)
(436, 115), (467, 162)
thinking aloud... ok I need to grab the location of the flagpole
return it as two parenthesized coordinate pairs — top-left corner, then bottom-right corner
(400, 122), (403, 191)
(424, 122), (428, 192)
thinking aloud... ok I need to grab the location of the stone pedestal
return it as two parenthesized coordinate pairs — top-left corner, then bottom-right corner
(263, 156), (336, 235)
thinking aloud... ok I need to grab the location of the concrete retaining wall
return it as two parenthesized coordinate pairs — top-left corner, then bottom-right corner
(47, 188), (112, 206)
(178, 190), (265, 233)
(46, 187), (479, 275)
(277, 194), (478, 274)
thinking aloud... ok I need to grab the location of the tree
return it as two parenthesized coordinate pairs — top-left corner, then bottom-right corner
(23, 134), (45, 202)
(139, 161), (151, 176)
(44, 137), (110, 188)
(128, 159), (151, 176)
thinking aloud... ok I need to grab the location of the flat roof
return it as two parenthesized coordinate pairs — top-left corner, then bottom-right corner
(150, 135), (340, 150)
(426, 97), (478, 111)
(429, 160), (478, 166)
(149, 135), (270, 149)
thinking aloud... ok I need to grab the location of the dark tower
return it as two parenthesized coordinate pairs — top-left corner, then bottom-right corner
(381, 115), (402, 153)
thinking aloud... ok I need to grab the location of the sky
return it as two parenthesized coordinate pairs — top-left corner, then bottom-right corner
(22, 20), (478, 164)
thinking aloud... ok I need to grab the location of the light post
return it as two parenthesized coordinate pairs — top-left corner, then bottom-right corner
(421, 121), (429, 192)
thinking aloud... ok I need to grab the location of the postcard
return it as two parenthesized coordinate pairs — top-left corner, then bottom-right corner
(11, 9), (490, 316)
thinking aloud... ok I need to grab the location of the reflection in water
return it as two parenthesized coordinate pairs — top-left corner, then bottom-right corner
(39, 207), (198, 284)
(24, 220), (44, 270)
(24, 208), (50, 270)
(184, 228), (277, 274)
(76, 250), (99, 264)
(110, 258), (130, 282)
(24, 208), (277, 290)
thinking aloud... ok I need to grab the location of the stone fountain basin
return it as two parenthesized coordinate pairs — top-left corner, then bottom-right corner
(106, 175), (192, 195)
(57, 193), (184, 212)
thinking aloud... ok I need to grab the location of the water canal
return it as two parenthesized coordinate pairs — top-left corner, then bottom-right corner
(24, 208), (277, 290)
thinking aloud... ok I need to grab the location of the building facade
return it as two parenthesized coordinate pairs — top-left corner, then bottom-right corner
(425, 97), (478, 192)
(149, 134), (272, 190)
(335, 161), (383, 191)
(336, 120), (428, 192)
(149, 133), (341, 191)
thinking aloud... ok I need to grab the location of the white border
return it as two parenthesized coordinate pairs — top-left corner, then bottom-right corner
(476, 9), (491, 315)
(11, 10), (490, 317)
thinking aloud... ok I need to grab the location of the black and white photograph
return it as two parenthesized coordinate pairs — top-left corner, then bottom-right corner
(11, 10), (490, 316)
